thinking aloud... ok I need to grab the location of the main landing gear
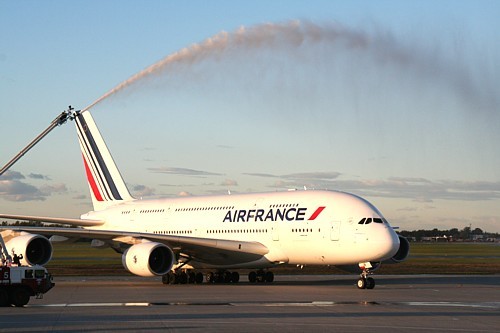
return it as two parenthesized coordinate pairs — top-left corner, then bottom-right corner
(162, 270), (204, 284)
(248, 270), (274, 283)
(357, 262), (376, 290)
(162, 269), (275, 285)
(206, 270), (240, 284)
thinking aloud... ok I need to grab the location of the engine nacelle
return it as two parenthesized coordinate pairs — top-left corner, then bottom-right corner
(5, 233), (53, 266)
(122, 242), (175, 277)
(383, 235), (410, 264)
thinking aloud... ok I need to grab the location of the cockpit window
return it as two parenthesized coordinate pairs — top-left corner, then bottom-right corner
(358, 217), (385, 225)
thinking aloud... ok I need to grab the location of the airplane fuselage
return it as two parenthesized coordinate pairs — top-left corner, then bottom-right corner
(83, 190), (400, 269)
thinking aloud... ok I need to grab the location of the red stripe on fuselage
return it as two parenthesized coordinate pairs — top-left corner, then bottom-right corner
(82, 154), (104, 202)
(308, 206), (325, 220)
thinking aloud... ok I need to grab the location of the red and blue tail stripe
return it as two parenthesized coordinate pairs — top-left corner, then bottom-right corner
(74, 111), (132, 210)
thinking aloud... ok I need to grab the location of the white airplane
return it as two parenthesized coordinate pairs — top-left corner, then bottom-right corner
(0, 110), (409, 289)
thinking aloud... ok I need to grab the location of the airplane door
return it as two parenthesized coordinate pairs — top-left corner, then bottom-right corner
(330, 221), (341, 241)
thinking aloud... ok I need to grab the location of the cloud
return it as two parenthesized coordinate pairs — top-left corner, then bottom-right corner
(243, 172), (278, 178)
(148, 166), (223, 177)
(131, 184), (156, 197)
(72, 194), (87, 200)
(217, 145), (235, 149)
(0, 180), (45, 202)
(0, 170), (25, 181)
(326, 178), (500, 202)
(39, 183), (67, 196)
(244, 171), (341, 180)
(28, 173), (50, 180)
(282, 172), (342, 180)
(244, 171), (500, 201)
(0, 171), (68, 202)
(220, 179), (238, 186)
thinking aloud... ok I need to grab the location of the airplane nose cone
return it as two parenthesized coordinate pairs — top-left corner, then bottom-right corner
(371, 226), (400, 260)
(385, 227), (401, 259)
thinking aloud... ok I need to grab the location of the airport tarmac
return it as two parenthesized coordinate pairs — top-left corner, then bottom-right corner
(1, 275), (499, 332)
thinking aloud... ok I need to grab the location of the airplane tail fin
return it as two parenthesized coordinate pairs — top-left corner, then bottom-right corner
(74, 110), (134, 211)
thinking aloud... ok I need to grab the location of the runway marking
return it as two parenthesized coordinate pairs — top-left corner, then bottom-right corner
(404, 302), (500, 309)
(32, 303), (150, 307)
(28, 301), (500, 309)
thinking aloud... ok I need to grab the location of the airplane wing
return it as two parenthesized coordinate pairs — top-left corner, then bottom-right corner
(0, 226), (269, 266)
(0, 214), (104, 227)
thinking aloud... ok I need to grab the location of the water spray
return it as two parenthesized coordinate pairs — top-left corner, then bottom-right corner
(83, 20), (493, 114)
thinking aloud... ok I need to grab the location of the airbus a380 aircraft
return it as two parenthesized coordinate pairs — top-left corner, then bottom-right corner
(0, 110), (409, 289)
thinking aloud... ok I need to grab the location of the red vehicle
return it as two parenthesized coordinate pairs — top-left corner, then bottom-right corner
(0, 265), (54, 307)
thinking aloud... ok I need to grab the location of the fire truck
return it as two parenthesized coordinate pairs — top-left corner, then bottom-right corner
(0, 236), (55, 307)
(0, 110), (66, 306)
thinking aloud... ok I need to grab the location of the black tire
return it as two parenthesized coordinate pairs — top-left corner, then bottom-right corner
(0, 289), (9, 307)
(195, 272), (204, 284)
(166, 272), (177, 284)
(230, 271), (240, 283)
(178, 272), (188, 284)
(366, 277), (375, 289)
(223, 271), (232, 283)
(188, 271), (196, 284)
(248, 271), (257, 283)
(265, 271), (274, 283)
(357, 278), (366, 289)
(10, 287), (30, 307)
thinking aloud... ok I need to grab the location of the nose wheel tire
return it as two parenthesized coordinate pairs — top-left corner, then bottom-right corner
(357, 277), (375, 289)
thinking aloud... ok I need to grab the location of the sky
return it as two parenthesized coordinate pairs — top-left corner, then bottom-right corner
(1, 1), (499, 232)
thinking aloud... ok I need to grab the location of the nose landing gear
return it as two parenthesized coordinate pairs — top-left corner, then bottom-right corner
(357, 262), (376, 289)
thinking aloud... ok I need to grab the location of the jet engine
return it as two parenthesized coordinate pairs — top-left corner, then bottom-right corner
(5, 233), (53, 266)
(383, 235), (410, 263)
(122, 242), (175, 277)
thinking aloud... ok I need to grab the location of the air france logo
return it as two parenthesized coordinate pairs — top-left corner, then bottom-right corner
(223, 206), (325, 223)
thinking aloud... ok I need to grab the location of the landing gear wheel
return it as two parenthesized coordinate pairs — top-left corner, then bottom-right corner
(248, 271), (257, 283)
(178, 272), (188, 284)
(366, 277), (375, 289)
(357, 262), (376, 290)
(187, 271), (196, 284)
(195, 272), (204, 284)
(357, 278), (366, 289)
(165, 272), (177, 284)
(231, 271), (240, 283)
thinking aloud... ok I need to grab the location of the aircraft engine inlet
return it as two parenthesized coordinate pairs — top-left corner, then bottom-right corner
(384, 235), (410, 263)
(122, 242), (175, 277)
(6, 233), (53, 266)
